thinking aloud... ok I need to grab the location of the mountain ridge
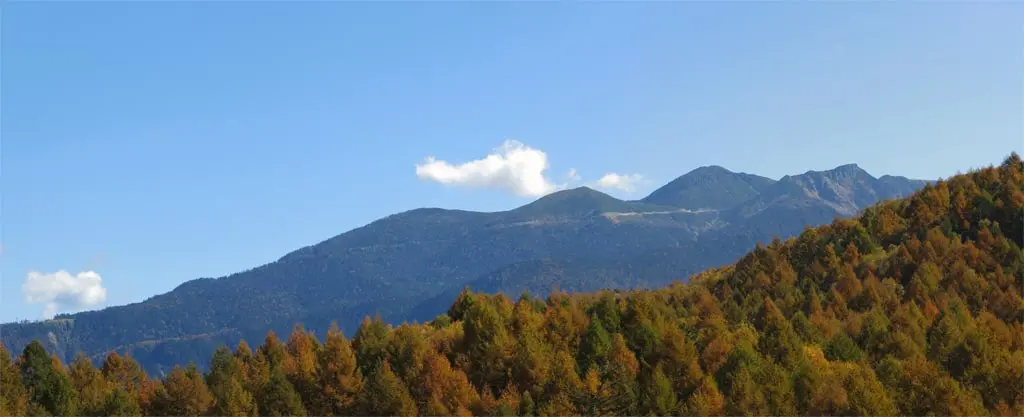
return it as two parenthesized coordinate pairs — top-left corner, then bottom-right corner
(2, 162), (932, 375)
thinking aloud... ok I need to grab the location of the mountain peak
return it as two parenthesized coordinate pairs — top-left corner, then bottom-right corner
(763, 162), (883, 216)
(510, 186), (625, 217)
(787, 163), (874, 186)
(803, 163), (871, 178)
(557, 185), (600, 194)
(642, 165), (775, 210)
(688, 165), (734, 175)
(534, 186), (610, 203)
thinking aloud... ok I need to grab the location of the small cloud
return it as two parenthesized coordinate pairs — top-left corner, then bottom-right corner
(595, 173), (645, 193)
(415, 140), (560, 197)
(566, 168), (581, 183)
(23, 270), (108, 319)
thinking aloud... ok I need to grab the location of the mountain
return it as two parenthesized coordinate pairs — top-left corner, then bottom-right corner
(709, 165), (931, 249)
(1, 163), (931, 375)
(510, 186), (674, 218)
(642, 165), (777, 210)
(4, 153), (1020, 417)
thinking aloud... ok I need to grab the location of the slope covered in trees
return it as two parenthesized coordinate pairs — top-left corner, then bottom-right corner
(2, 154), (1020, 416)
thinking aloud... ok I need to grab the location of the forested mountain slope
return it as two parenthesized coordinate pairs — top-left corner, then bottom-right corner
(1, 164), (929, 375)
(2, 153), (1019, 417)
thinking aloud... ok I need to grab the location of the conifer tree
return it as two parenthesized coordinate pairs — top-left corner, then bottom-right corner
(259, 331), (289, 373)
(100, 351), (147, 394)
(577, 316), (611, 373)
(19, 341), (76, 417)
(0, 344), (28, 417)
(315, 323), (364, 416)
(258, 368), (307, 417)
(352, 316), (391, 376)
(284, 325), (319, 411)
(150, 364), (213, 417)
(358, 361), (417, 417)
(639, 365), (677, 416)
(684, 376), (725, 416)
(207, 346), (255, 417)
(601, 333), (638, 416)
(68, 353), (108, 416)
(102, 387), (142, 417)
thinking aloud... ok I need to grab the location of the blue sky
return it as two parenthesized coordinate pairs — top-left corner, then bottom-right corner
(2, 3), (1021, 322)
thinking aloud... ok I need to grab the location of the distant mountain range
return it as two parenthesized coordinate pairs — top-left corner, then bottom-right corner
(0, 163), (931, 375)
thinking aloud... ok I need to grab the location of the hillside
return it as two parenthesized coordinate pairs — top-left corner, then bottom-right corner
(0, 164), (929, 375)
(2, 153), (1019, 417)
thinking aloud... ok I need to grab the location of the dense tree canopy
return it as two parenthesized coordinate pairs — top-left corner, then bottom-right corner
(2, 153), (1021, 416)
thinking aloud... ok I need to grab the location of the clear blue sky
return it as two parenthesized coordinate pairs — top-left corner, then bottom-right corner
(2, 3), (1021, 322)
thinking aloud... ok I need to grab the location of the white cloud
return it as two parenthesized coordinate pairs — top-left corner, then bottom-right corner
(416, 140), (647, 197)
(23, 270), (108, 319)
(415, 140), (560, 197)
(596, 173), (645, 193)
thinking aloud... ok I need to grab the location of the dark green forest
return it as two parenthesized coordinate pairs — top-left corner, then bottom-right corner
(2, 153), (1021, 416)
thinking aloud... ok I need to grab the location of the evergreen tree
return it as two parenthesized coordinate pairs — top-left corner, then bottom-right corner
(601, 334), (638, 416)
(577, 316), (611, 373)
(206, 346), (255, 417)
(358, 362), (416, 417)
(352, 316), (391, 376)
(258, 368), (308, 417)
(102, 387), (142, 417)
(19, 342), (76, 417)
(258, 332), (289, 373)
(639, 365), (676, 416)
